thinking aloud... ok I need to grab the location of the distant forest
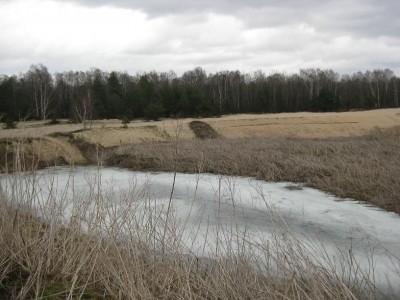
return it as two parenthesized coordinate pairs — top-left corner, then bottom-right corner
(0, 64), (399, 123)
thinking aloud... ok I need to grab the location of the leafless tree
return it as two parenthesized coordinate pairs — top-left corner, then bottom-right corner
(366, 69), (394, 108)
(74, 87), (93, 130)
(392, 77), (399, 107)
(210, 71), (230, 114)
(181, 67), (207, 89)
(26, 64), (54, 120)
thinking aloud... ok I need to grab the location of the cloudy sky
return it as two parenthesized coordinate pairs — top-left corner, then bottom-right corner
(1, 0), (399, 75)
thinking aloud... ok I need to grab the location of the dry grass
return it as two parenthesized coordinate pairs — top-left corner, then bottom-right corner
(206, 108), (400, 139)
(1, 108), (399, 148)
(1, 109), (399, 173)
(0, 136), (86, 173)
(189, 121), (221, 139)
(0, 110), (399, 298)
(0, 154), (390, 299)
(106, 126), (400, 213)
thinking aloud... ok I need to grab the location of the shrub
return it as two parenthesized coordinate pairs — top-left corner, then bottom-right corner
(46, 116), (60, 125)
(121, 116), (130, 128)
(3, 118), (17, 129)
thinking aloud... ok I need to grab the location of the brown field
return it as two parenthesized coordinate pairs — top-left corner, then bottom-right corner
(1, 108), (399, 148)
(208, 108), (400, 138)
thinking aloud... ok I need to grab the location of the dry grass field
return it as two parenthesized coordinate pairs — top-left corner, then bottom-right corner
(0, 108), (398, 174)
(1, 109), (400, 299)
(1, 108), (399, 148)
(207, 108), (400, 138)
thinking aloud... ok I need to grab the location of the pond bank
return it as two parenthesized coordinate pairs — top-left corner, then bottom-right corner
(1, 126), (400, 214)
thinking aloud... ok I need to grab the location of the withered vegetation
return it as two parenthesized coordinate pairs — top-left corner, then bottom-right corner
(1, 121), (399, 299)
(106, 126), (400, 213)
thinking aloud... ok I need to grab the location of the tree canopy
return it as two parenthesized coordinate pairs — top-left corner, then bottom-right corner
(0, 65), (399, 122)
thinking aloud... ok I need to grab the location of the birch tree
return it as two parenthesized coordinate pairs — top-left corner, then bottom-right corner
(26, 64), (54, 120)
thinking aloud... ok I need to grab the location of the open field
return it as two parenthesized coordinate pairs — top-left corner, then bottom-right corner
(1, 108), (399, 147)
(207, 108), (400, 138)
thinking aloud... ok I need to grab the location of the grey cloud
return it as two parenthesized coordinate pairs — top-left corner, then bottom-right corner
(58, 0), (400, 40)
(58, 0), (318, 14)
(314, 1), (400, 38)
(237, 1), (400, 39)
(1, 0), (399, 75)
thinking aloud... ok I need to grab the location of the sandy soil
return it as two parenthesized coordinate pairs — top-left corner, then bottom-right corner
(1, 108), (399, 148)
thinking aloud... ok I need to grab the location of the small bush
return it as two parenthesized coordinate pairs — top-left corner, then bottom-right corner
(3, 118), (17, 129)
(189, 121), (220, 139)
(121, 116), (130, 129)
(46, 116), (60, 126)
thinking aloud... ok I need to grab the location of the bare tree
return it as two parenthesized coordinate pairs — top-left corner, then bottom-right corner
(74, 83), (93, 130)
(365, 69), (394, 108)
(181, 67), (207, 89)
(26, 64), (54, 120)
(210, 71), (230, 114)
(393, 77), (399, 107)
(229, 70), (242, 112)
(160, 70), (177, 87)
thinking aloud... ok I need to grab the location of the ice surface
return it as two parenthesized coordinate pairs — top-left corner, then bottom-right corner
(1, 166), (399, 296)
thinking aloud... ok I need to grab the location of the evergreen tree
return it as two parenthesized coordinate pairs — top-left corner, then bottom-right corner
(144, 102), (164, 121)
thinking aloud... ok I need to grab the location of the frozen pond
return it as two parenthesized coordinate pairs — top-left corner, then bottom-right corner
(1, 166), (399, 297)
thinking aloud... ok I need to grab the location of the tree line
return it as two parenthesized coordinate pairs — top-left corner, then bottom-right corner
(0, 64), (399, 124)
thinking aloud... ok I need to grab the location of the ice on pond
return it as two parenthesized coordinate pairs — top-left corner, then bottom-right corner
(1, 166), (399, 296)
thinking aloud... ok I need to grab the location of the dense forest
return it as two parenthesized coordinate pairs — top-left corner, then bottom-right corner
(0, 64), (399, 123)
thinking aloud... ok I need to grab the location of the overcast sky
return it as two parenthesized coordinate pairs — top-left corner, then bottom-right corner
(1, 0), (399, 76)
